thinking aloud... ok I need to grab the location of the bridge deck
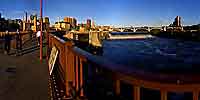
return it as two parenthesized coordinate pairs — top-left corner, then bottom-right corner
(0, 38), (48, 100)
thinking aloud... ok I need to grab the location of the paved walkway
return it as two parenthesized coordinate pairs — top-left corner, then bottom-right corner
(0, 39), (48, 100)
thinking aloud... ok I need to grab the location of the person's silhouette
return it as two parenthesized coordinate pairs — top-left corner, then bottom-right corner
(36, 31), (41, 46)
(4, 30), (11, 54)
(15, 29), (22, 56)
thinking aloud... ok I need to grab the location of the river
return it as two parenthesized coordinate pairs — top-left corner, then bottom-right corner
(101, 36), (200, 74)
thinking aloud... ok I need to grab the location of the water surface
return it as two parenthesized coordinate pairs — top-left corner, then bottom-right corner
(101, 37), (200, 74)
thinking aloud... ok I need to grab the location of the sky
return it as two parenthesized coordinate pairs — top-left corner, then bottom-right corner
(0, 0), (200, 27)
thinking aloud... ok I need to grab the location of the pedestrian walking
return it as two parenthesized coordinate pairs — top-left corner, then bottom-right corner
(15, 29), (22, 56)
(36, 31), (41, 46)
(4, 30), (11, 55)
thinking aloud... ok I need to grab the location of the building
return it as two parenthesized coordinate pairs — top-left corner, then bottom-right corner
(23, 13), (34, 31)
(63, 17), (70, 23)
(71, 17), (77, 28)
(78, 23), (87, 28)
(63, 17), (77, 28)
(44, 17), (50, 23)
(167, 16), (183, 31)
(86, 19), (91, 29)
(173, 16), (181, 27)
(54, 21), (71, 31)
(91, 20), (95, 29)
(26, 14), (50, 32)
(43, 17), (50, 30)
(31, 15), (37, 32)
(25, 12), (28, 23)
(0, 12), (49, 32)
(79, 27), (87, 32)
(23, 22), (31, 31)
(30, 14), (35, 23)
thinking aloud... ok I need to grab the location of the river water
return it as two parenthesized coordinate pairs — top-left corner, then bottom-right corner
(74, 33), (200, 100)
(101, 36), (200, 74)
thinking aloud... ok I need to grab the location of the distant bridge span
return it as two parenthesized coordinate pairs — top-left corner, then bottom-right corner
(111, 27), (163, 32)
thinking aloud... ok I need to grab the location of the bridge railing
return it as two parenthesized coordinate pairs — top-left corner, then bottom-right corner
(48, 33), (200, 100)
(0, 31), (32, 51)
(49, 33), (86, 99)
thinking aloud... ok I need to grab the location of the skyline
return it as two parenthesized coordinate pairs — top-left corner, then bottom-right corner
(0, 0), (200, 27)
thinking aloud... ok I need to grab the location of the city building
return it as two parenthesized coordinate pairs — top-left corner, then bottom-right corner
(54, 21), (71, 31)
(23, 13), (33, 31)
(22, 13), (50, 32)
(23, 22), (31, 31)
(77, 23), (88, 32)
(24, 12), (28, 23)
(79, 27), (87, 32)
(78, 23), (87, 28)
(43, 17), (50, 30)
(91, 20), (95, 29)
(173, 16), (181, 27)
(63, 17), (77, 28)
(86, 19), (91, 29)
(71, 17), (77, 28)
(30, 14), (35, 23)
(167, 16), (183, 32)
(30, 15), (37, 32)
(0, 12), (50, 32)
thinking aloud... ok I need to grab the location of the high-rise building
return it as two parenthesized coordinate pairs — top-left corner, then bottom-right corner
(71, 18), (77, 28)
(86, 19), (91, 29)
(23, 12), (28, 22)
(25, 12), (28, 22)
(44, 17), (50, 23)
(32, 15), (37, 32)
(63, 17), (77, 28)
(91, 20), (95, 28)
(43, 17), (50, 30)
(173, 16), (181, 27)
(64, 17), (69, 23)
(30, 14), (35, 23)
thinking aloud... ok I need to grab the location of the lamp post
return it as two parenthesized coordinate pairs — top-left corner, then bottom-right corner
(40, 0), (43, 62)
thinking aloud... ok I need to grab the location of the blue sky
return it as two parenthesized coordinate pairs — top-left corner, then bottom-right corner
(0, 0), (200, 26)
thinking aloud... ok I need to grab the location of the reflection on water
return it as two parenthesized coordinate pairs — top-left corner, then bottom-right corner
(96, 37), (200, 74)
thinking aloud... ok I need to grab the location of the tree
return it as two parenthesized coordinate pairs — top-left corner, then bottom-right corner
(8, 23), (20, 31)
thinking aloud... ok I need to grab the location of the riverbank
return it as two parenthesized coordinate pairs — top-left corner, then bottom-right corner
(150, 30), (200, 42)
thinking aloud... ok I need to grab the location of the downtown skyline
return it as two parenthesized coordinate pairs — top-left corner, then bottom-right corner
(0, 0), (200, 27)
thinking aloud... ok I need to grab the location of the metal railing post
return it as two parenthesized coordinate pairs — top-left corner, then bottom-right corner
(40, 0), (43, 62)
(161, 90), (167, 100)
(134, 86), (140, 100)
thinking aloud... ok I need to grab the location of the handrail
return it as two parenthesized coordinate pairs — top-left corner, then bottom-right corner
(72, 46), (200, 84)
(49, 33), (200, 100)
